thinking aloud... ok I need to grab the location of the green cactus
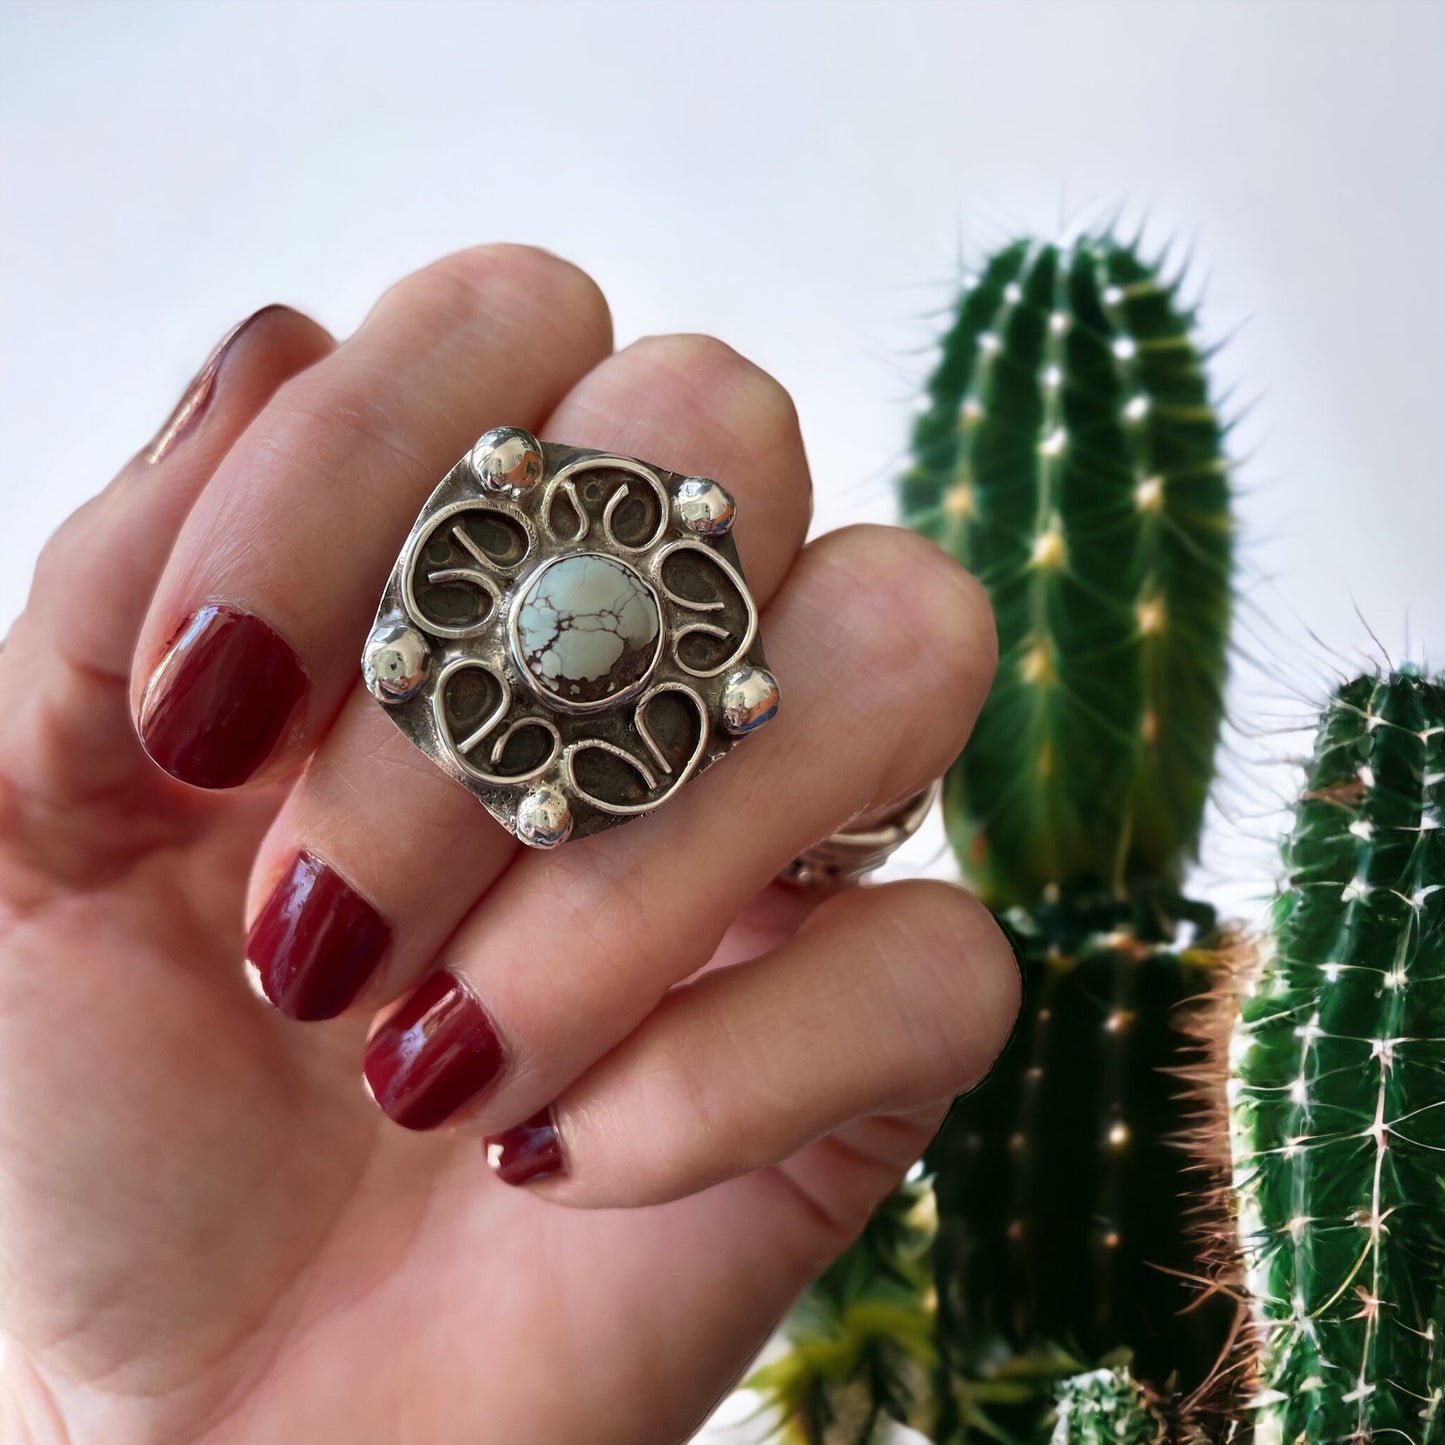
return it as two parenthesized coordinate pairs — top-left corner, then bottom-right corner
(899, 233), (1234, 911)
(1232, 668), (1445, 1445)
(1050, 1367), (1166, 1445)
(753, 230), (1244, 1445)
(746, 1180), (939, 1444)
(927, 892), (1240, 1442)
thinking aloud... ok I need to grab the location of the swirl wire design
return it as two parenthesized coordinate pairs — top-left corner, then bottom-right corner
(414, 454), (751, 818)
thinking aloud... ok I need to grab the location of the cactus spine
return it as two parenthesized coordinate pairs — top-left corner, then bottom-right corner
(900, 235), (1234, 911)
(1232, 669), (1445, 1444)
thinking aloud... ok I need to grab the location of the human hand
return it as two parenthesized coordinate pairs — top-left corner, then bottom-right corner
(0, 247), (1017, 1445)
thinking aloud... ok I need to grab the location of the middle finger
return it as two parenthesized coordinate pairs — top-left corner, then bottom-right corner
(243, 333), (814, 1020)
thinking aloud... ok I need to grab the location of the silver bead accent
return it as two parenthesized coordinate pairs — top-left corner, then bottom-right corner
(362, 620), (431, 704)
(721, 666), (780, 735)
(674, 477), (736, 535)
(470, 427), (544, 495)
(516, 784), (574, 848)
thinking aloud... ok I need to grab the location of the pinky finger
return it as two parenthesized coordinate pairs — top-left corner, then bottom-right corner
(488, 879), (1021, 1207)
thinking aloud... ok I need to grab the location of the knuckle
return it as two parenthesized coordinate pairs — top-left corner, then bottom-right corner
(264, 368), (435, 492)
(32, 495), (106, 596)
(833, 881), (1019, 1098)
(625, 334), (802, 451)
(811, 524), (997, 725)
(631, 1014), (749, 1193)
(393, 244), (613, 356)
(912, 885), (1020, 1090)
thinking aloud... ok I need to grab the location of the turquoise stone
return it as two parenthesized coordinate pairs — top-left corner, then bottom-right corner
(514, 553), (661, 707)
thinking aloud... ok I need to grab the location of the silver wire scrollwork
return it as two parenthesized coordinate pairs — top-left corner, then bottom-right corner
(431, 657), (561, 786)
(541, 456), (670, 553)
(563, 681), (711, 816)
(650, 538), (758, 680)
(401, 499), (532, 640)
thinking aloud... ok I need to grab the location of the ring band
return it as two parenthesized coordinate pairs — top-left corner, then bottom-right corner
(362, 427), (778, 848)
(782, 780), (942, 887)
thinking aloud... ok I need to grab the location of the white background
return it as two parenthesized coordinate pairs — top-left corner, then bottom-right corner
(2, 1), (1442, 1437)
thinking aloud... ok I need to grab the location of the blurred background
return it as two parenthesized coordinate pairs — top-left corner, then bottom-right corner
(2, 1), (1441, 1437)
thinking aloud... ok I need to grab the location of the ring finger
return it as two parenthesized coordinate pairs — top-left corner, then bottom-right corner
(361, 522), (997, 1134)
(498, 878), (1019, 1206)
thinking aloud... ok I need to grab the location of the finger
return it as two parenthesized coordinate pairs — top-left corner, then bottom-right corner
(482, 880), (1019, 1204)
(1, 307), (334, 829)
(129, 245), (613, 791)
(361, 524), (996, 1131)
(242, 334), (813, 1021)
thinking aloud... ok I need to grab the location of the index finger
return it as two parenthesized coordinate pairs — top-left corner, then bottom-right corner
(131, 245), (613, 790)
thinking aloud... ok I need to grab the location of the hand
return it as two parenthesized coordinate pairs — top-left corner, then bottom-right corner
(0, 247), (1017, 1445)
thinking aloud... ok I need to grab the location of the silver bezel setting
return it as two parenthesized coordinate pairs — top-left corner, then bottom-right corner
(504, 551), (666, 716)
(364, 428), (777, 847)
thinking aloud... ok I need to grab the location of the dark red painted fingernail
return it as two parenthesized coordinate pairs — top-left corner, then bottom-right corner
(139, 604), (307, 789)
(363, 970), (506, 1130)
(246, 851), (391, 1021)
(146, 304), (295, 465)
(485, 1108), (565, 1187)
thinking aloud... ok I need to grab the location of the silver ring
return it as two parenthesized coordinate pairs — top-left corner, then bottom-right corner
(362, 427), (779, 848)
(782, 780), (942, 887)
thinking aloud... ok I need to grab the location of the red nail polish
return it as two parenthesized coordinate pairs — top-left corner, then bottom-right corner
(485, 1108), (565, 1186)
(146, 304), (296, 465)
(139, 604), (307, 789)
(246, 851), (391, 1021)
(363, 971), (505, 1130)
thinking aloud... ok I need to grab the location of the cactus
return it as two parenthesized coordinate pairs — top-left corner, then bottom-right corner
(749, 229), (1244, 1445)
(1050, 1368), (1166, 1445)
(903, 232), (1241, 1436)
(742, 228), (1445, 1445)
(746, 1180), (939, 1444)
(1231, 668), (1445, 1444)
(899, 234), (1234, 911)
(745, 230), (1244, 1445)
(927, 892), (1239, 1441)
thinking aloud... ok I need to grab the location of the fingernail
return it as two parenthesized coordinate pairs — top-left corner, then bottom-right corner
(146, 304), (293, 465)
(485, 1108), (565, 1187)
(139, 603), (307, 788)
(363, 970), (505, 1130)
(245, 851), (391, 1021)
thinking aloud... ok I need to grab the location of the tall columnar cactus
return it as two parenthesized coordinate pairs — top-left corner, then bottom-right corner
(752, 229), (1243, 1445)
(899, 234), (1234, 910)
(1232, 668), (1445, 1445)
(927, 892), (1238, 1441)
(908, 232), (1240, 1435)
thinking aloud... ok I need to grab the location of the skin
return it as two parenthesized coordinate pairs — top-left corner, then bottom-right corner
(0, 248), (1018, 1445)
